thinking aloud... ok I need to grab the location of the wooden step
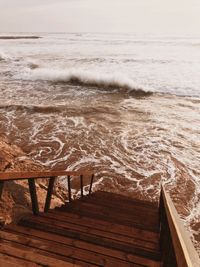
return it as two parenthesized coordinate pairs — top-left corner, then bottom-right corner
(11, 222), (160, 267)
(63, 201), (159, 226)
(49, 209), (159, 241)
(19, 215), (161, 264)
(91, 191), (158, 209)
(5, 224), (154, 267)
(41, 210), (160, 251)
(0, 258), (23, 267)
(0, 236), (82, 267)
(1, 229), (144, 267)
(78, 194), (159, 216)
(65, 196), (159, 221)
(0, 190), (162, 267)
(0, 252), (41, 267)
(57, 202), (159, 232)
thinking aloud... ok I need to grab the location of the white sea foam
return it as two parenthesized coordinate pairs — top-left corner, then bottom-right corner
(0, 51), (10, 61)
(18, 67), (151, 93)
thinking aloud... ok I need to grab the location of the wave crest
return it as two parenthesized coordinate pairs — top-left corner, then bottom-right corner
(18, 67), (152, 95)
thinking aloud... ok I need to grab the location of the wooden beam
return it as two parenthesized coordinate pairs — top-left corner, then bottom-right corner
(80, 175), (83, 197)
(67, 176), (72, 202)
(28, 179), (39, 215)
(44, 177), (56, 213)
(161, 185), (200, 267)
(89, 174), (94, 194)
(0, 171), (93, 181)
(0, 181), (4, 200)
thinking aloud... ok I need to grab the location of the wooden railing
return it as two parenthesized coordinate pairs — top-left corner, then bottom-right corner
(0, 171), (94, 215)
(160, 185), (200, 267)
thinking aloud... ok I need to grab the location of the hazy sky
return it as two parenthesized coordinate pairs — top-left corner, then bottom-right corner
(0, 0), (199, 34)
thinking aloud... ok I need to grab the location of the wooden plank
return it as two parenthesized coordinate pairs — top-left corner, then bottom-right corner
(19, 216), (161, 261)
(67, 175), (72, 202)
(0, 171), (93, 181)
(5, 224), (149, 266)
(4, 224), (152, 265)
(81, 194), (159, 216)
(0, 239), (84, 267)
(0, 258), (23, 267)
(28, 179), (39, 215)
(11, 209), (159, 247)
(70, 197), (159, 224)
(44, 176), (56, 212)
(80, 175), (84, 197)
(0, 230), (144, 267)
(57, 207), (158, 233)
(4, 225), (159, 267)
(41, 211), (160, 251)
(62, 200), (157, 221)
(0, 252), (41, 267)
(52, 209), (159, 242)
(59, 202), (159, 232)
(89, 174), (94, 194)
(161, 185), (200, 267)
(92, 191), (158, 209)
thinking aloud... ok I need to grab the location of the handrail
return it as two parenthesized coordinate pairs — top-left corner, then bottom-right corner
(0, 171), (93, 181)
(160, 185), (200, 267)
(0, 171), (95, 215)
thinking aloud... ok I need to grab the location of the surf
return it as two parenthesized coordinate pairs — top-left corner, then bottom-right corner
(17, 67), (152, 95)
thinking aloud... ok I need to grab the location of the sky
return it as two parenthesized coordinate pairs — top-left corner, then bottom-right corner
(0, 0), (199, 34)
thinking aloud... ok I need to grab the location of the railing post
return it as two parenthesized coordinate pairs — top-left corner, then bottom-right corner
(89, 174), (94, 194)
(28, 178), (39, 215)
(67, 175), (72, 202)
(80, 175), (83, 197)
(44, 176), (56, 212)
(0, 181), (4, 200)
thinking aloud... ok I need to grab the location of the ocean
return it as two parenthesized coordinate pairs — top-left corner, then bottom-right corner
(0, 32), (200, 250)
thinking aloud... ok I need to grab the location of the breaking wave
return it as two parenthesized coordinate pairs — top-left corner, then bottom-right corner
(18, 67), (152, 94)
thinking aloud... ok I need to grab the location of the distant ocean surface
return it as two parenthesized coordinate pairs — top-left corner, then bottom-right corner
(1, 32), (200, 96)
(0, 33), (200, 250)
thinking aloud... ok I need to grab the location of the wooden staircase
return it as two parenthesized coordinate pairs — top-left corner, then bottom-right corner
(0, 191), (161, 267)
(0, 171), (200, 267)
